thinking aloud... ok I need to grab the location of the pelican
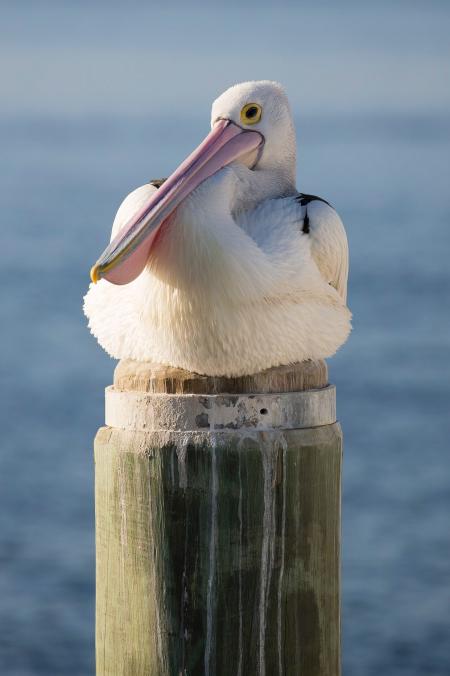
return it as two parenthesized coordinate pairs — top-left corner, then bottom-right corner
(84, 81), (351, 376)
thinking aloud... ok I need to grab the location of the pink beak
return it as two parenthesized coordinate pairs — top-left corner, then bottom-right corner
(90, 119), (264, 285)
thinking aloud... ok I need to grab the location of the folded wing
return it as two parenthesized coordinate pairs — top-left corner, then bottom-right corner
(110, 179), (167, 241)
(296, 194), (349, 303)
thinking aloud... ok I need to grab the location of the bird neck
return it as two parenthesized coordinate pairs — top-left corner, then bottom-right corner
(229, 163), (297, 216)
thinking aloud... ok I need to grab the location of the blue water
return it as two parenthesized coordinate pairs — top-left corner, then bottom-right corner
(1, 2), (450, 674)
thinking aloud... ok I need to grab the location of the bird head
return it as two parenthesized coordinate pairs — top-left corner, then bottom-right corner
(211, 80), (296, 177)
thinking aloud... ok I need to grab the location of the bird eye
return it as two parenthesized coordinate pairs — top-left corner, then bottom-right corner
(240, 103), (262, 125)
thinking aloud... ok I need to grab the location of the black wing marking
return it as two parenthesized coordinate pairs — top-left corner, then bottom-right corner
(296, 193), (333, 235)
(296, 193), (332, 208)
(302, 207), (310, 234)
(149, 178), (167, 189)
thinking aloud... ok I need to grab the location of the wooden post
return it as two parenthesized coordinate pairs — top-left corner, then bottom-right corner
(95, 359), (342, 676)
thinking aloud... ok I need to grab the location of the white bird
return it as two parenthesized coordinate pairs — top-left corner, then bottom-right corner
(84, 81), (351, 377)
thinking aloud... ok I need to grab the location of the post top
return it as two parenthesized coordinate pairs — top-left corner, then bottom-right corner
(113, 359), (328, 395)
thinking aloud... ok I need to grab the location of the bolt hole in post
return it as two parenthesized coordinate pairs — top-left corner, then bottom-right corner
(260, 408), (268, 415)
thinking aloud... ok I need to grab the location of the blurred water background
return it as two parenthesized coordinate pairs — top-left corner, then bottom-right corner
(1, 1), (449, 674)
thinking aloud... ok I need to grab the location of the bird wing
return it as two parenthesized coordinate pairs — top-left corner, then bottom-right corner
(110, 179), (167, 241)
(296, 193), (349, 303)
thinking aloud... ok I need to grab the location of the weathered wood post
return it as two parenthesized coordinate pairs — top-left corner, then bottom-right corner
(95, 358), (342, 676)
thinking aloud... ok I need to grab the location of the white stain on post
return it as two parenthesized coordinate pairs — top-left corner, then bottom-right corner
(277, 436), (288, 675)
(259, 433), (277, 676)
(205, 439), (218, 676)
(118, 458), (128, 552)
(145, 461), (164, 671)
(237, 442), (244, 676)
(180, 520), (190, 672)
(176, 438), (188, 489)
(170, 446), (176, 487)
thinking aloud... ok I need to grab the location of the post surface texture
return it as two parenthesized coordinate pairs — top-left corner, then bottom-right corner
(95, 359), (342, 676)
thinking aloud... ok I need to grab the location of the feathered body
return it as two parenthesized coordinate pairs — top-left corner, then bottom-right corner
(84, 81), (351, 376)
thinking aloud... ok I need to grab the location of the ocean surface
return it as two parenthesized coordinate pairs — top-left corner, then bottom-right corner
(1, 2), (449, 674)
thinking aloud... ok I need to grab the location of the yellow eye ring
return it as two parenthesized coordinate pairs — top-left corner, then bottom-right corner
(240, 103), (262, 125)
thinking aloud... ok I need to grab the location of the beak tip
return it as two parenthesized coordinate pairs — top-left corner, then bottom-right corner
(90, 264), (100, 284)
